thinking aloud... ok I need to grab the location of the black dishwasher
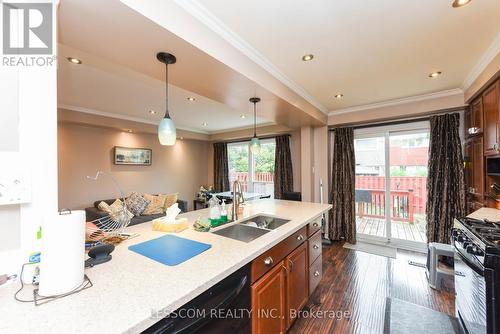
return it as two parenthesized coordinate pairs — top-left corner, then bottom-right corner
(143, 264), (251, 334)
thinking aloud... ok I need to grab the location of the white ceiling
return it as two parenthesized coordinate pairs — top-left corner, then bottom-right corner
(57, 0), (289, 133)
(58, 47), (268, 133)
(191, 0), (500, 112)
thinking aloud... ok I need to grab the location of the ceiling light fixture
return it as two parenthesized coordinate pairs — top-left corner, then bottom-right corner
(67, 57), (82, 64)
(127, 129), (132, 133)
(202, 122), (208, 126)
(187, 97), (196, 102)
(149, 110), (156, 115)
(334, 94), (344, 99)
(240, 114), (246, 119)
(249, 97), (261, 154)
(157, 52), (177, 146)
(302, 54), (314, 61)
(452, 0), (471, 8)
(428, 71), (442, 78)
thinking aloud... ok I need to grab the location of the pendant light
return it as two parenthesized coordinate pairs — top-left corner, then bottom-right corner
(249, 97), (261, 154)
(157, 52), (177, 146)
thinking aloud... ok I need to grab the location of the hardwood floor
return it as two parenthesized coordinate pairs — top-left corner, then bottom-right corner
(289, 242), (455, 334)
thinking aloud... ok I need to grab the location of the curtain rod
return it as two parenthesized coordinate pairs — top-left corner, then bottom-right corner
(216, 134), (290, 144)
(328, 106), (465, 131)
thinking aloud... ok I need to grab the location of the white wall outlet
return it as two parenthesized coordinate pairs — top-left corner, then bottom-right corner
(0, 152), (31, 206)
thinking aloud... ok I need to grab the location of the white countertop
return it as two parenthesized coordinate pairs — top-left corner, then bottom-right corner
(0, 199), (331, 334)
(467, 207), (500, 222)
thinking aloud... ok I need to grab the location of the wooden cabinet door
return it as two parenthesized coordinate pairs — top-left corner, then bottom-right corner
(483, 81), (500, 155)
(464, 140), (473, 192)
(464, 108), (472, 138)
(251, 261), (286, 334)
(472, 137), (484, 196)
(285, 242), (308, 329)
(471, 98), (483, 135)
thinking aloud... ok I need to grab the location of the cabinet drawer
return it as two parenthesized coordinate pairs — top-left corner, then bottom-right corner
(309, 256), (322, 294)
(251, 226), (307, 284)
(308, 230), (322, 264)
(307, 216), (322, 237)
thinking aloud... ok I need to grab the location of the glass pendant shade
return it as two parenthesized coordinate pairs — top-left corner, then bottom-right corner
(158, 117), (176, 145)
(250, 136), (261, 154)
(157, 52), (177, 146)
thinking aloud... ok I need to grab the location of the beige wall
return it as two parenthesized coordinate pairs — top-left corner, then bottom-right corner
(58, 122), (209, 211)
(290, 130), (301, 192)
(328, 92), (465, 126)
(300, 126), (314, 201)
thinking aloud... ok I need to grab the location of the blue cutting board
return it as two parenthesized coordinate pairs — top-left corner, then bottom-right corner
(128, 234), (211, 266)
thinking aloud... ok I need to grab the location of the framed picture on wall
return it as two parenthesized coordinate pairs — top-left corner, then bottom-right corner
(114, 146), (152, 165)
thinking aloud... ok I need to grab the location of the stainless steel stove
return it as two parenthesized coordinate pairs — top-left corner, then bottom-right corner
(453, 217), (500, 334)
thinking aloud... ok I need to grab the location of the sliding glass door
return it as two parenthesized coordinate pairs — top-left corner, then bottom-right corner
(354, 122), (429, 251)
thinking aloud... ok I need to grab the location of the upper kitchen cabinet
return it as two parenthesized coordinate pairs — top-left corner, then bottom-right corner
(465, 97), (483, 138)
(483, 80), (500, 156)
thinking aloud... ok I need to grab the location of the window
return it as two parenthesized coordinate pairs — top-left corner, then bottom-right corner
(228, 138), (276, 197)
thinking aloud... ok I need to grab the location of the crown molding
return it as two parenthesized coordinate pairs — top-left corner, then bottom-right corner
(58, 104), (210, 134)
(462, 34), (500, 91)
(173, 0), (328, 115)
(328, 88), (464, 116)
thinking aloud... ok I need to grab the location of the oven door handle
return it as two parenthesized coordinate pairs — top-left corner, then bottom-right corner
(455, 245), (484, 276)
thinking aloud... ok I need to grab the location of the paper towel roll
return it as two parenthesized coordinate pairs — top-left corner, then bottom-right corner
(39, 210), (86, 296)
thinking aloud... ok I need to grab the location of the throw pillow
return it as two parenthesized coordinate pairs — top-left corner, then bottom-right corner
(98, 199), (133, 222)
(162, 193), (178, 211)
(98, 201), (112, 213)
(109, 199), (134, 219)
(142, 194), (167, 215)
(125, 192), (150, 216)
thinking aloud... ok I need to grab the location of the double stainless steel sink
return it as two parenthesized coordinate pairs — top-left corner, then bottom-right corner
(211, 215), (290, 243)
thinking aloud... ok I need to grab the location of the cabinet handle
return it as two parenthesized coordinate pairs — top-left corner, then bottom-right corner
(288, 259), (293, 272)
(264, 256), (274, 267)
(313, 244), (320, 250)
(314, 270), (320, 277)
(296, 235), (304, 241)
(313, 222), (319, 228)
(282, 264), (287, 276)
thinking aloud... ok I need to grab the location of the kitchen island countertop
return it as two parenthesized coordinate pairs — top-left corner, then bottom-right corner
(0, 199), (331, 334)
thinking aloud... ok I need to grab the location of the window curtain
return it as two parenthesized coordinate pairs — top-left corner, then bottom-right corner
(274, 135), (293, 199)
(213, 142), (229, 192)
(328, 127), (356, 244)
(426, 113), (466, 244)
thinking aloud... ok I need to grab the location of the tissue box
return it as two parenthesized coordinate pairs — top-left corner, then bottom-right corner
(152, 217), (189, 233)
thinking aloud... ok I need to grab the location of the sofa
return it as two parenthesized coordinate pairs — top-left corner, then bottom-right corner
(85, 197), (188, 226)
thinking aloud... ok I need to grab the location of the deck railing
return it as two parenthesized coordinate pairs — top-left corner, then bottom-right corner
(229, 172), (274, 193)
(355, 176), (426, 214)
(355, 188), (415, 223)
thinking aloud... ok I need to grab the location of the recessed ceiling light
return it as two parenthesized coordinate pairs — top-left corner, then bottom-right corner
(179, 136), (184, 140)
(240, 114), (246, 119)
(149, 110), (156, 115)
(334, 94), (344, 99)
(302, 54), (314, 61)
(202, 122), (208, 126)
(428, 71), (442, 78)
(126, 129), (132, 133)
(452, 0), (471, 8)
(187, 97), (196, 102)
(67, 57), (82, 64)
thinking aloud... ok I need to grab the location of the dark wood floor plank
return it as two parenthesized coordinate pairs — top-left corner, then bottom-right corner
(288, 242), (455, 334)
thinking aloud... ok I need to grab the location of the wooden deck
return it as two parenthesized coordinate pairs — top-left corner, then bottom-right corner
(356, 215), (427, 242)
